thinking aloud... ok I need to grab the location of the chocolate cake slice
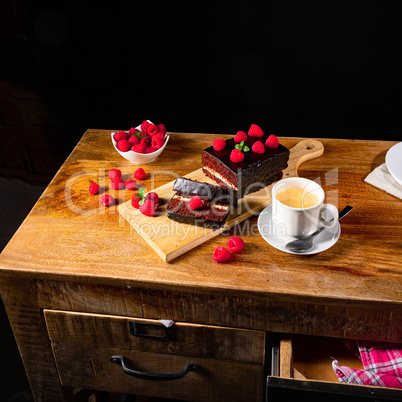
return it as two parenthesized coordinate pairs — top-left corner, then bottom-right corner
(202, 135), (289, 199)
(167, 178), (231, 228)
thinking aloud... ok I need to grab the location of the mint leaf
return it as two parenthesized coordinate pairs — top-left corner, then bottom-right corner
(234, 140), (249, 153)
(139, 198), (145, 206)
(132, 131), (146, 139)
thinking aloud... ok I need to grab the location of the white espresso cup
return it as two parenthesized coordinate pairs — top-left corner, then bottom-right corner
(271, 177), (338, 238)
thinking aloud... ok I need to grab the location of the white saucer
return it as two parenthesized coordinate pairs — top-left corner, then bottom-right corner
(385, 142), (402, 186)
(257, 204), (341, 255)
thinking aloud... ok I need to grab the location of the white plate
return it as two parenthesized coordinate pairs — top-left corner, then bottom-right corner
(257, 204), (341, 255)
(385, 142), (402, 186)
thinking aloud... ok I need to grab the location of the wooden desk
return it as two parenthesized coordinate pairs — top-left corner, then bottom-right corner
(0, 130), (401, 401)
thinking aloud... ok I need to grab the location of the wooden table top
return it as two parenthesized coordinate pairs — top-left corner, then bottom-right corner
(0, 130), (401, 309)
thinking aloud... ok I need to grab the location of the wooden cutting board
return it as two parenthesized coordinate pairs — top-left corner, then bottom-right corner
(118, 139), (324, 262)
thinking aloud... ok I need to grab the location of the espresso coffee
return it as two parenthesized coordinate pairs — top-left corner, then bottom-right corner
(276, 187), (319, 208)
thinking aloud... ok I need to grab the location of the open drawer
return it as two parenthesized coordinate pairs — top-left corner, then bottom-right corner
(44, 310), (266, 402)
(267, 333), (402, 401)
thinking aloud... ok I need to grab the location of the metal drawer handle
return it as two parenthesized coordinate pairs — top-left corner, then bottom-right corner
(110, 355), (201, 381)
(129, 321), (173, 340)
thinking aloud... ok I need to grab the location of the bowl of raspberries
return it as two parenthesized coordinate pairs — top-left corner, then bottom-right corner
(111, 120), (169, 164)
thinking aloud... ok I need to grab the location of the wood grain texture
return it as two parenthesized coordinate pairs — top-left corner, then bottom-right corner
(0, 130), (401, 401)
(36, 280), (401, 342)
(0, 278), (74, 402)
(0, 130), (401, 309)
(279, 335), (293, 378)
(117, 139), (324, 261)
(44, 310), (266, 365)
(44, 310), (265, 402)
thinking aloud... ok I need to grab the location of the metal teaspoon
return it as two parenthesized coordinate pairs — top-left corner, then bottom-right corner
(285, 205), (353, 253)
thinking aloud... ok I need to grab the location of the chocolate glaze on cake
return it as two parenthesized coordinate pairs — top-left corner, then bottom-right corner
(173, 177), (237, 207)
(202, 135), (289, 198)
(167, 177), (231, 228)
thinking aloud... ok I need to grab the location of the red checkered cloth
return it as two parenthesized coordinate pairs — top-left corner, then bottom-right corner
(332, 340), (402, 389)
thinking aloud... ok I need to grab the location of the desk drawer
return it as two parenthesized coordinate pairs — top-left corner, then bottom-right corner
(267, 333), (402, 401)
(44, 310), (266, 402)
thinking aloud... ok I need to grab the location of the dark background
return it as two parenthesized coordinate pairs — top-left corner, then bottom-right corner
(1, 1), (402, 162)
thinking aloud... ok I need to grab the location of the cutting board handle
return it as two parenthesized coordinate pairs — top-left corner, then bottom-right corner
(284, 139), (324, 178)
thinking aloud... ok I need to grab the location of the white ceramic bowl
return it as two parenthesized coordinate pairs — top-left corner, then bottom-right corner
(111, 131), (169, 164)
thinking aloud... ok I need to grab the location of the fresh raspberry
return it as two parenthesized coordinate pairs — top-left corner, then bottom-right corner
(152, 136), (165, 150)
(213, 247), (231, 262)
(111, 178), (124, 190)
(100, 194), (114, 207)
(152, 132), (165, 140)
(252, 140), (265, 154)
(132, 143), (146, 153)
(227, 236), (244, 253)
(134, 168), (146, 180)
(145, 192), (159, 204)
(230, 149), (245, 163)
(108, 169), (121, 180)
(89, 182), (100, 195)
(213, 138), (226, 151)
(117, 139), (130, 152)
(147, 124), (159, 136)
(140, 137), (150, 146)
(139, 199), (156, 217)
(248, 124), (264, 137)
(114, 130), (128, 142)
(128, 127), (139, 135)
(265, 134), (279, 148)
(144, 146), (157, 154)
(124, 179), (137, 190)
(131, 193), (141, 208)
(157, 124), (166, 135)
(234, 131), (247, 143)
(129, 135), (140, 146)
(188, 195), (203, 210)
(141, 120), (150, 131)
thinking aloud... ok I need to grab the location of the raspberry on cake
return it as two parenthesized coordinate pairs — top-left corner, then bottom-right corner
(167, 177), (234, 228)
(189, 195), (203, 210)
(202, 128), (289, 199)
(230, 149), (245, 163)
(213, 138), (226, 151)
(252, 141), (265, 154)
(266, 134), (279, 148)
(248, 124), (264, 137)
(234, 131), (248, 143)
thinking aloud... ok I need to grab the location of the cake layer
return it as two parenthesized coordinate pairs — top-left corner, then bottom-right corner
(173, 177), (237, 207)
(167, 193), (230, 228)
(202, 136), (289, 198)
